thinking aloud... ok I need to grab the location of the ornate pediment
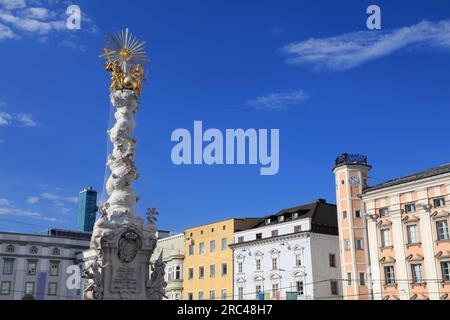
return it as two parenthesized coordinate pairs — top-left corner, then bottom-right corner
(254, 250), (264, 257)
(293, 245), (304, 252)
(377, 219), (392, 227)
(379, 256), (396, 264)
(406, 254), (424, 262)
(431, 210), (450, 219)
(402, 215), (420, 223)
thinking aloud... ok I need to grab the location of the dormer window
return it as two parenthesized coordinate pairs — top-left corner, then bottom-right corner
(278, 216), (284, 223)
(265, 219), (271, 225)
(292, 212), (299, 219)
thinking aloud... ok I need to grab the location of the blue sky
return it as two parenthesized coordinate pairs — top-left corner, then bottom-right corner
(1, 0), (450, 234)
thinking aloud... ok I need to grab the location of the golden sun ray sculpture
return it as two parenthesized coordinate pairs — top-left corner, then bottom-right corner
(100, 28), (147, 95)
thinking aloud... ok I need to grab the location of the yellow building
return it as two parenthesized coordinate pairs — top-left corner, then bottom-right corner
(183, 218), (261, 300)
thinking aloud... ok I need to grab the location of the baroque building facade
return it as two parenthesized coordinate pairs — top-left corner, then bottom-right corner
(333, 153), (450, 300)
(231, 199), (342, 300)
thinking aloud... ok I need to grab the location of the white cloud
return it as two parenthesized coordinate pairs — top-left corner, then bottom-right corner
(61, 207), (71, 214)
(0, 206), (63, 223)
(0, 0), (26, 10)
(27, 196), (39, 204)
(0, 198), (11, 206)
(0, 11), (65, 34)
(19, 7), (54, 20)
(42, 192), (78, 203)
(16, 113), (36, 127)
(281, 19), (450, 72)
(0, 21), (15, 39)
(245, 90), (309, 111)
(0, 111), (12, 125)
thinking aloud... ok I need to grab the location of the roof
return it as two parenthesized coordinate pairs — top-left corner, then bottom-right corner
(364, 163), (450, 193)
(251, 199), (338, 235)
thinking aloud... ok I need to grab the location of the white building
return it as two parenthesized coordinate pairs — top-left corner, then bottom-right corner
(0, 230), (90, 300)
(231, 199), (342, 300)
(150, 233), (184, 300)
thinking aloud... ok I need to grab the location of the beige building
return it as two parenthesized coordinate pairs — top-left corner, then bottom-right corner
(150, 233), (184, 300)
(183, 218), (261, 300)
(334, 154), (450, 300)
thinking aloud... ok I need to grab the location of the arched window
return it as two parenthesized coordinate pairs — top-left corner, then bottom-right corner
(6, 245), (15, 253)
(30, 247), (38, 254)
(51, 248), (60, 256)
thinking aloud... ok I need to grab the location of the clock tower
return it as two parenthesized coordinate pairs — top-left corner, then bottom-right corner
(333, 154), (372, 300)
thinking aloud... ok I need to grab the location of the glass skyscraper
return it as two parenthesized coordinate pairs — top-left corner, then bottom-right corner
(76, 187), (98, 232)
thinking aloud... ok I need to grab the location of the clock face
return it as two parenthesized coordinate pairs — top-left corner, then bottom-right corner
(349, 176), (361, 187)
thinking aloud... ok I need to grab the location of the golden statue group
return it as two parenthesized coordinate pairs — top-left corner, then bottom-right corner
(81, 29), (166, 300)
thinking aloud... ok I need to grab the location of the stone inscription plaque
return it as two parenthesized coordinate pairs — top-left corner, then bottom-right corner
(111, 266), (139, 292)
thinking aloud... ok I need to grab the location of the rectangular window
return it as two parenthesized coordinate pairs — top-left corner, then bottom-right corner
(272, 284), (279, 299)
(48, 282), (57, 296)
(407, 224), (420, 244)
(188, 268), (193, 280)
(1, 282), (11, 295)
(237, 237), (244, 243)
(198, 291), (204, 300)
(256, 233), (262, 240)
(379, 207), (389, 217)
(210, 240), (216, 252)
(294, 225), (302, 233)
(210, 264), (215, 278)
(355, 210), (362, 218)
(189, 244), (194, 256)
(356, 239), (364, 250)
(329, 254), (336, 268)
(381, 229), (392, 247)
(411, 264), (423, 283)
(384, 266), (395, 285)
(221, 238), (227, 251)
(25, 282), (35, 295)
(347, 273), (352, 286)
(221, 289), (227, 300)
(255, 285), (262, 299)
(271, 230), (278, 237)
(221, 263), (227, 276)
(199, 242), (205, 254)
(3, 259), (13, 275)
(210, 290), (216, 300)
(174, 265), (182, 280)
(188, 292), (193, 300)
(359, 273), (365, 286)
(296, 281), (304, 296)
(296, 255), (302, 267)
(168, 267), (173, 281)
(433, 197), (446, 208)
(238, 262), (243, 273)
(272, 258), (278, 270)
(437, 220), (450, 241)
(344, 239), (351, 251)
(49, 262), (59, 276)
(342, 211), (347, 219)
(405, 203), (416, 213)
(199, 266), (204, 279)
(330, 280), (338, 295)
(441, 261), (450, 282)
(238, 287), (244, 300)
(27, 261), (37, 276)
(256, 259), (261, 271)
